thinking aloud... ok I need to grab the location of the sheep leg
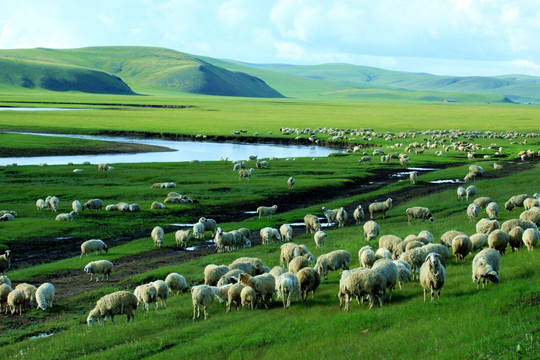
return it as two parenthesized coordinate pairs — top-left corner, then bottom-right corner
(204, 306), (209, 320)
(423, 288), (427, 302)
(193, 304), (197, 320)
(430, 289), (435, 302)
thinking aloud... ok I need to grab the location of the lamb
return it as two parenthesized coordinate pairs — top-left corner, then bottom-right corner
(420, 253), (446, 302)
(287, 176), (295, 190)
(215, 227), (236, 252)
(314, 250), (352, 280)
(150, 201), (166, 209)
(519, 208), (540, 226)
(476, 218), (500, 235)
(260, 227), (281, 244)
(7, 289), (24, 315)
(358, 245), (376, 268)
(368, 198), (393, 219)
(48, 196), (59, 212)
(257, 205), (278, 219)
(35, 282), (55, 311)
(191, 285), (221, 320)
(465, 185), (477, 201)
(238, 273), (275, 309)
(474, 197), (494, 209)
(378, 235), (403, 256)
(198, 217), (218, 237)
(353, 205), (365, 224)
(488, 229), (508, 255)
(276, 272), (300, 308)
(467, 203), (480, 221)
(522, 228), (539, 251)
(279, 224), (293, 242)
(0, 283), (12, 313)
(472, 248), (501, 288)
(238, 168), (254, 180)
(151, 226), (164, 248)
(409, 171), (418, 184)
(165, 273), (188, 295)
(204, 264), (230, 286)
(87, 291), (138, 326)
(363, 220), (380, 241)
(406, 206), (434, 223)
(80, 239), (108, 258)
(240, 286), (258, 310)
(457, 186), (465, 200)
(279, 243), (315, 268)
(82, 198), (103, 212)
(296, 267), (321, 301)
(441, 230), (466, 248)
(393, 260), (412, 289)
(314, 230), (327, 248)
(470, 233), (489, 251)
(55, 211), (76, 221)
(288, 256), (310, 275)
(72, 200), (82, 214)
(451, 234), (473, 262)
(304, 214), (321, 233)
(505, 194), (531, 211)
(338, 268), (384, 311)
(192, 220), (206, 240)
(134, 284), (157, 311)
(322, 206), (340, 224)
(174, 229), (191, 248)
(15, 283), (37, 309)
(372, 259), (399, 301)
(0, 250), (11, 275)
(36, 199), (48, 210)
(84, 260), (113, 282)
(486, 202), (500, 219)
(507, 227), (524, 251)
(226, 282), (245, 312)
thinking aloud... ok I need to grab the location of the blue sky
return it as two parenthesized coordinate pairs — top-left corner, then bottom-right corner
(1, 0), (539, 76)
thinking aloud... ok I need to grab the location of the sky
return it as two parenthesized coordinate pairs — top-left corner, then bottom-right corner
(1, 0), (540, 76)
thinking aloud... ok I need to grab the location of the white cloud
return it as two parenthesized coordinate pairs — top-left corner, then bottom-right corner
(97, 14), (115, 28)
(217, 0), (249, 27)
(274, 41), (306, 60)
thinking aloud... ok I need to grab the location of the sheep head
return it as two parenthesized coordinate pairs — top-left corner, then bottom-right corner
(238, 273), (252, 286)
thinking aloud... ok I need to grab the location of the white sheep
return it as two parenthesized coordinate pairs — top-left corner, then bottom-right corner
(48, 196), (59, 212)
(175, 230), (191, 248)
(488, 229), (508, 255)
(505, 194), (531, 211)
(0, 275), (11, 287)
(15, 283), (37, 310)
(288, 256), (310, 275)
(217, 269), (244, 287)
(375, 247), (392, 261)
(486, 202), (500, 219)
(409, 171), (418, 184)
(368, 198), (393, 219)
(465, 185), (476, 201)
(7, 289), (24, 315)
(287, 177), (295, 190)
(35, 282), (55, 310)
(338, 268), (384, 311)
(378, 235), (403, 256)
(279, 243), (315, 268)
(55, 211), (76, 221)
(240, 285), (258, 310)
(82, 198), (103, 212)
(393, 259), (412, 289)
(72, 200), (82, 214)
(150, 201), (166, 209)
(441, 230), (466, 248)
(192, 220), (206, 240)
(151, 226), (164, 248)
(0, 250), (11, 275)
(134, 283), (157, 311)
(474, 197), (494, 209)
(406, 206), (434, 224)
(304, 214), (321, 233)
(358, 245), (376, 268)
(238, 168), (254, 180)
(215, 227), (236, 252)
(372, 259), (399, 301)
(523, 197), (540, 210)
(472, 248), (501, 288)
(297, 267), (321, 302)
(522, 228), (539, 251)
(229, 257), (268, 276)
(418, 230), (434, 244)
(451, 234), (472, 262)
(36, 199), (48, 210)
(279, 224), (293, 242)
(507, 227), (524, 251)
(476, 218), (500, 235)
(84, 260), (113, 282)
(501, 219), (538, 234)
(128, 203), (140, 212)
(276, 272), (300, 308)
(198, 217), (218, 238)
(257, 205), (278, 219)
(314, 230), (327, 248)
(204, 264), (230, 286)
(238, 272), (275, 309)
(457, 186), (465, 200)
(336, 207), (348, 227)
(519, 208), (540, 226)
(363, 220), (380, 241)
(256, 159), (268, 169)
(260, 227), (281, 244)
(150, 280), (168, 309)
(226, 282), (245, 312)
(419, 253), (446, 302)
(467, 203), (480, 221)
(353, 205), (365, 224)
(0, 283), (12, 313)
(314, 250), (351, 280)
(322, 206), (340, 224)
(470, 233), (489, 251)
(80, 239), (109, 258)
(87, 291), (138, 326)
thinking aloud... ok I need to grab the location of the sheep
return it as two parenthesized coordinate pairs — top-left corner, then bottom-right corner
(393, 260), (412, 289)
(465, 185), (477, 201)
(451, 234), (473, 262)
(297, 267), (321, 302)
(470, 233), (489, 251)
(467, 203), (480, 221)
(406, 206), (434, 224)
(392, 238), (424, 260)
(55, 211), (76, 221)
(36, 199), (48, 210)
(338, 268), (384, 311)
(420, 253), (446, 302)
(47, 196), (59, 212)
(368, 198), (393, 219)
(80, 239), (109, 258)
(105, 204), (117, 211)
(69, 200), (81, 215)
(198, 217), (218, 237)
(418, 230), (434, 244)
(488, 229), (508, 255)
(270, 266), (288, 285)
(238, 168), (254, 180)
(457, 186), (466, 200)
(353, 205), (365, 224)
(82, 198), (103, 212)
(257, 205), (278, 219)
(280, 243), (315, 268)
(363, 220), (380, 241)
(334, 207), (347, 228)
(0, 275), (11, 287)
(276, 272), (300, 308)
(409, 171), (418, 184)
(0, 283), (12, 313)
(150, 280), (168, 309)
(7, 289), (24, 315)
(279, 224), (293, 242)
(486, 202), (500, 219)
(238, 273), (275, 309)
(469, 164), (483, 176)
(35, 282), (55, 311)
(150, 201), (166, 209)
(507, 227), (524, 251)
(15, 283), (37, 310)
(314, 250), (352, 280)
(523, 198), (540, 210)
(226, 283), (245, 312)
(519, 208), (540, 226)
(240, 286), (258, 310)
(474, 197), (494, 209)
(399, 246), (431, 280)
(0, 250), (11, 275)
(128, 203), (141, 212)
(215, 227), (236, 252)
(172, 229), (191, 248)
(522, 228), (539, 251)
(440, 230), (466, 248)
(472, 248), (501, 288)
(423, 244), (451, 266)
(314, 230), (327, 248)
(502, 217), (539, 234)
(372, 259), (399, 301)
(505, 194), (531, 211)
(322, 206), (340, 224)
(192, 221), (206, 240)
(229, 257), (268, 276)
(204, 264), (230, 286)
(260, 227), (281, 244)
(191, 285), (220, 320)
(87, 291), (138, 326)
(379, 235), (403, 256)
(151, 226), (164, 248)
(304, 214), (321, 234)
(217, 269), (244, 287)
(97, 163), (112, 171)
(165, 273), (188, 295)
(375, 248), (392, 262)
(358, 245), (376, 268)
(287, 176), (295, 190)
(476, 218), (501, 235)
(256, 160), (268, 169)
(134, 284), (157, 311)
(84, 260), (113, 282)
(0, 213), (14, 221)
(288, 256), (310, 275)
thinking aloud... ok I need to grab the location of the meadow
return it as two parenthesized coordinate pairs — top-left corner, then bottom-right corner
(0, 90), (539, 359)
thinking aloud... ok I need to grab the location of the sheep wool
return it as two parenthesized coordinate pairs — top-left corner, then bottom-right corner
(279, 224), (293, 242)
(372, 259), (399, 301)
(240, 286), (258, 310)
(472, 248), (501, 288)
(304, 214), (321, 234)
(338, 268), (384, 311)
(451, 235), (472, 262)
(165, 273), (189, 296)
(134, 284), (157, 311)
(288, 256), (310, 275)
(507, 227), (524, 251)
(363, 220), (380, 241)
(296, 267), (321, 302)
(353, 205), (365, 224)
(467, 203), (480, 221)
(457, 186), (465, 200)
(80, 239), (108, 258)
(7, 289), (25, 315)
(35, 282), (55, 311)
(406, 206), (434, 223)
(488, 229), (508, 255)
(476, 218), (500, 235)
(87, 291), (138, 326)
(486, 202), (500, 219)
(522, 228), (539, 251)
(314, 230), (327, 248)
(204, 264), (230, 286)
(257, 205), (278, 219)
(313, 250), (351, 280)
(238, 273), (275, 309)
(0, 250), (11, 275)
(175, 230), (192, 248)
(358, 245), (376, 268)
(419, 253), (446, 302)
(191, 285), (220, 320)
(368, 198), (393, 219)
(0, 283), (12, 313)
(84, 260), (113, 282)
(151, 226), (164, 248)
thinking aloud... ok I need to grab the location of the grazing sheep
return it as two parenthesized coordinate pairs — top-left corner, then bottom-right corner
(314, 250), (351, 280)
(229, 257), (267, 276)
(270, 266), (288, 285)
(393, 260), (412, 289)
(150, 201), (166, 209)
(128, 203), (141, 212)
(418, 230), (434, 244)
(238, 273), (275, 309)
(505, 194), (531, 211)
(353, 205), (365, 224)
(476, 218), (501, 235)
(423, 244), (451, 266)
(420, 253), (446, 302)
(35, 282), (55, 311)
(105, 204), (117, 211)
(457, 186), (466, 200)
(7, 289), (24, 315)
(87, 291), (137, 326)
(151, 226), (164, 248)
(240, 286), (258, 310)
(0, 283), (12, 313)
(519, 208), (540, 226)
(474, 197), (494, 209)
(36, 199), (48, 210)
(368, 198), (393, 219)
(441, 230), (466, 248)
(501, 219), (538, 234)
(191, 285), (220, 320)
(204, 264), (230, 286)
(198, 217), (218, 238)
(488, 229), (508, 254)
(296, 267), (321, 301)
(257, 205), (278, 219)
(338, 268), (384, 311)
(372, 259), (399, 301)
(217, 269), (244, 287)
(150, 280), (169, 309)
(279, 224), (293, 242)
(165, 273), (188, 295)
(15, 283), (37, 309)
(288, 256), (310, 275)
(523, 198), (540, 210)
(507, 227), (524, 251)
(287, 177), (295, 190)
(276, 272), (300, 308)
(493, 163), (503, 170)
(406, 206), (434, 224)
(469, 165), (483, 176)
(465, 185), (477, 201)
(486, 202), (500, 219)
(363, 220), (380, 241)
(134, 284), (157, 311)
(321, 206), (340, 225)
(452, 235), (473, 262)
(48, 196), (59, 212)
(238, 168), (254, 180)
(464, 172), (477, 182)
(259, 227), (280, 244)
(175, 229), (191, 248)
(470, 233), (489, 251)
(226, 283), (245, 312)
(72, 200), (82, 214)
(304, 214), (321, 234)
(0, 250), (11, 275)
(379, 235), (403, 256)
(80, 239), (109, 258)
(472, 248), (501, 288)
(358, 245), (376, 268)
(213, 227), (235, 252)
(55, 211), (76, 221)
(84, 260), (113, 282)
(467, 203), (480, 221)
(280, 243), (315, 268)
(115, 202), (130, 212)
(314, 230), (327, 248)
(97, 163), (112, 171)
(82, 199), (103, 212)
(399, 246), (431, 280)
(522, 228), (539, 251)
(409, 171), (418, 184)
(192, 221), (206, 240)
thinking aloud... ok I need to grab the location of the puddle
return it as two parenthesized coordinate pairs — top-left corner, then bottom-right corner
(407, 167), (437, 171)
(429, 179), (462, 184)
(185, 241), (215, 251)
(170, 223), (196, 227)
(244, 211), (258, 214)
(30, 333), (54, 340)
